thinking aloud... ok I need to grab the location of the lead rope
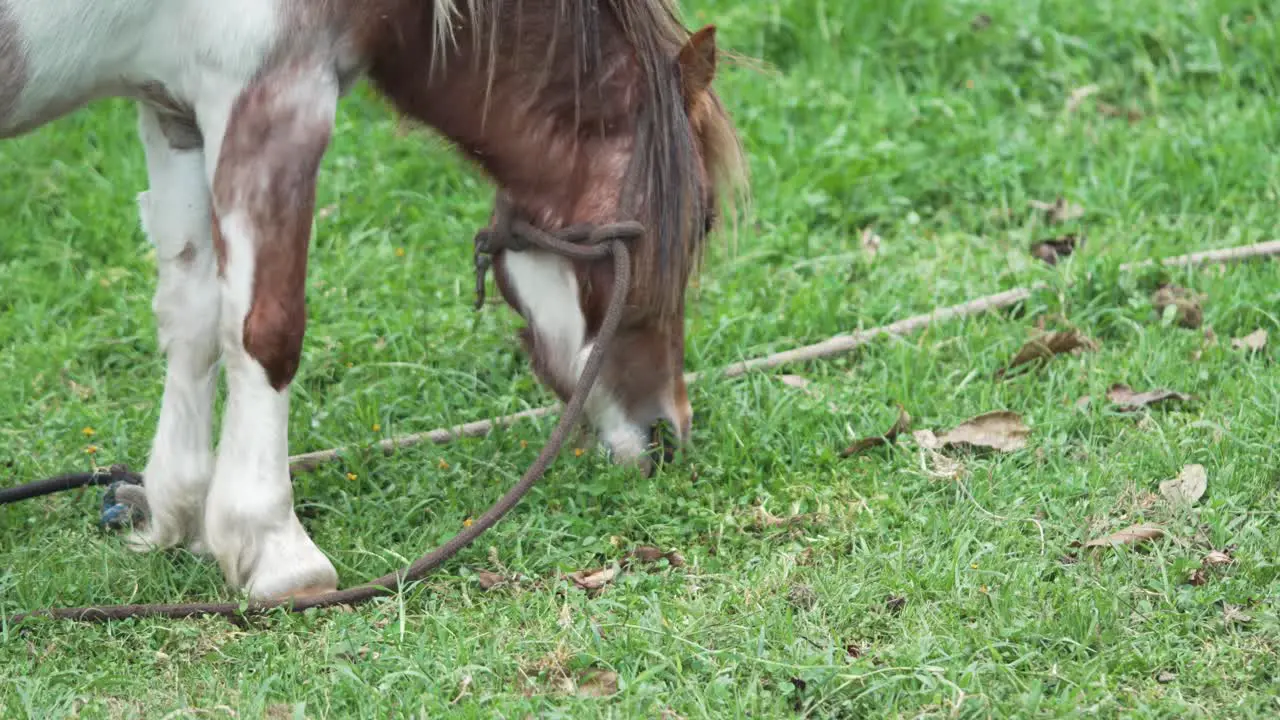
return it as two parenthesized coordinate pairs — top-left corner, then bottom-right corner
(4, 203), (639, 625)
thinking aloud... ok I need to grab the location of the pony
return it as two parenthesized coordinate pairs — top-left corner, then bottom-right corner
(0, 0), (746, 603)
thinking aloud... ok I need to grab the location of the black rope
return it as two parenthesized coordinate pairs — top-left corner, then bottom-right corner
(0, 465), (141, 506)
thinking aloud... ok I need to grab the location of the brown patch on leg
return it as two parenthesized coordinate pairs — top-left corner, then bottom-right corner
(210, 209), (227, 278)
(0, 1), (29, 128)
(212, 64), (334, 390)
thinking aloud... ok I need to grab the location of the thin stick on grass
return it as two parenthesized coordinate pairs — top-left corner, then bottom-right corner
(1117, 239), (1280, 271)
(287, 239), (1280, 474)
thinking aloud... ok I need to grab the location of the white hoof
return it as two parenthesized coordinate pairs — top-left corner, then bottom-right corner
(213, 517), (339, 602)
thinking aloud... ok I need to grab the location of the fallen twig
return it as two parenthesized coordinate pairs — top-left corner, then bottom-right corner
(286, 239), (1280, 475)
(1118, 240), (1280, 272)
(289, 407), (554, 472)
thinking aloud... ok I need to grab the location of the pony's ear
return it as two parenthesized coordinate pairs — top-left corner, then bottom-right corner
(677, 25), (717, 102)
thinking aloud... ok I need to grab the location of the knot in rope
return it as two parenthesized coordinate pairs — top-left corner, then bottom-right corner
(472, 194), (644, 310)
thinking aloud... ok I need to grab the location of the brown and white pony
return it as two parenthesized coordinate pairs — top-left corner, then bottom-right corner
(0, 0), (746, 602)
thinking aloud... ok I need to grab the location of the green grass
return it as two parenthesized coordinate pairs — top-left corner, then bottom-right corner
(3, 0), (1280, 716)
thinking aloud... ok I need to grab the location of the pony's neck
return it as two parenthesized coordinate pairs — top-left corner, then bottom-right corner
(369, 3), (641, 229)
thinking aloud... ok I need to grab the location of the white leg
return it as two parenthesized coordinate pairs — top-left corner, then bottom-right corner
(197, 67), (339, 600)
(127, 105), (219, 555)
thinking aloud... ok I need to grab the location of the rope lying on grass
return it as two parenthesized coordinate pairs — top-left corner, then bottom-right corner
(287, 239), (1280, 475)
(3, 238), (1275, 625)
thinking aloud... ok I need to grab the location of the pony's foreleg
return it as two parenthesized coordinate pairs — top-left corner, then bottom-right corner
(197, 64), (339, 601)
(127, 105), (220, 555)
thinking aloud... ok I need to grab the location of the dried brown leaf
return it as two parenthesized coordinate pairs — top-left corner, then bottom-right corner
(913, 429), (940, 449)
(574, 669), (619, 698)
(1029, 234), (1084, 266)
(626, 546), (665, 563)
(915, 411), (1030, 453)
(1106, 384), (1191, 412)
(970, 13), (992, 31)
(841, 406), (911, 457)
(622, 545), (685, 569)
(1156, 671), (1177, 684)
(1083, 523), (1166, 548)
(1159, 464), (1207, 506)
(1028, 197), (1085, 224)
(883, 595), (907, 614)
(1187, 568), (1208, 586)
(999, 330), (1098, 377)
(475, 569), (507, 590)
(567, 565), (619, 592)
(1231, 328), (1268, 352)
(778, 374), (811, 390)
(1152, 285), (1204, 328)
(1203, 550), (1233, 567)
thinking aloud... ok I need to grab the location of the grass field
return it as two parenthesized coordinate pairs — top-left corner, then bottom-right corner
(3, 0), (1280, 717)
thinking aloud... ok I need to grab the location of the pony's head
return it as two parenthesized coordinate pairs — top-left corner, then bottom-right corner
(367, 1), (748, 468)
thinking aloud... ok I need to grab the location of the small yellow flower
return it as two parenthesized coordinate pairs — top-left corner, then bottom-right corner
(346, 472), (357, 481)
(85, 445), (98, 455)
(462, 517), (474, 528)
(81, 427), (96, 437)
(346, 362), (354, 369)
(519, 440), (528, 449)
(573, 448), (585, 457)
(979, 585), (989, 594)
(395, 247), (406, 257)
(438, 458), (450, 470)
(372, 423), (381, 432)
(970, 563), (978, 569)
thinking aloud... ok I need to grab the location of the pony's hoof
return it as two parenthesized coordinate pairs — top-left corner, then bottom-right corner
(100, 479), (148, 532)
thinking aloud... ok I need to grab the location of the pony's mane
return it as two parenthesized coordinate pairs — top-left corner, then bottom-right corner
(430, 0), (749, 319)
